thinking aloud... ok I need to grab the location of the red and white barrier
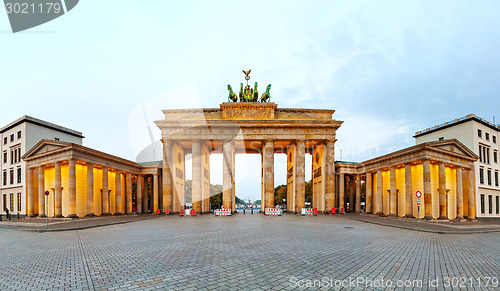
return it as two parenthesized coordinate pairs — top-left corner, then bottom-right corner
(215, 208), (232, 216)
(265, 208), (282, 216)
(301, 208), (318, 216)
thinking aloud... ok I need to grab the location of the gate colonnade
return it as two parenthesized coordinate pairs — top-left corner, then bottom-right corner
(23, 140), (162, 218)
(155, 102), (343, 214)
(335, 139), (478, 220)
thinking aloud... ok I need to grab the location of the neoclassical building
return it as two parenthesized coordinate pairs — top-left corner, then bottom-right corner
(21, 102), (479, 220)
(23, 140), (161, 217)
(336, 139), (478, 219)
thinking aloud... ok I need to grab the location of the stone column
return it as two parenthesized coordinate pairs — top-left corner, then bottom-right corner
(38, 165), (46, 218)
(423, 160), (432, 220)
(143, 176), (150, 213)
(153, 174), (159, 212)
(389, 167), (397, 216)
(349, 175), (355, 213)
(339, 173), (345, 213)
(295, 140), (306, 212)
(102, 168), (109, 215)
(54, 162), (63, 217)
(122, 173), (132, 214)
(68, 160), (78, 218)
(27, 167), (35, 217)
(222, 140), (235, 210)
(438, 162), (447, 219)
(115, 171), (122, 215)
(325, 140), (335, 212)
(405, 164), (413, 218)
(192, 140), (203, 214)
(263, 140), (275, 209)
(455, 167), (463, 220)
(162, 140), (173, 213)
(136, 174), (142, 214)
(86, 164), (95, 217)
(355, 174), (361, 213)
(376, 170), (383, 215)
(365, 172), (372, 214)
(467, 167), (476, 220)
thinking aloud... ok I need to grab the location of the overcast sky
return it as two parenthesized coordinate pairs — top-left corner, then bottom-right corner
(2, 1), (500, 201)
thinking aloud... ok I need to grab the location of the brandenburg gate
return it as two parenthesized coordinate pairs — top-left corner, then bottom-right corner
(155, 102), (343, 214)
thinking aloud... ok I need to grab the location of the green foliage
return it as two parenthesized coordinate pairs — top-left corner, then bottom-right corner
(274, 184), (287, 205)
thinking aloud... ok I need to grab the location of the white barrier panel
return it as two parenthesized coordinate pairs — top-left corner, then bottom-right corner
(301, 208), (314, 216)
(265, 208), (282, 216)
(215, 209), (232, 216)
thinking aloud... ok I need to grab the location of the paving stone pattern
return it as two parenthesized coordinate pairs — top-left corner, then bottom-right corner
(0, 215), (499, 290)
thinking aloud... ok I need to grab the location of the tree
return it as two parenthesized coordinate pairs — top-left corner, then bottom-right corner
(305, 180), (312, 203)
(274, 184), (287, 205)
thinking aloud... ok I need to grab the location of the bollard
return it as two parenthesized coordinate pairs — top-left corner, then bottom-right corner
(17, 213), (20, 219)
(251, 208), (253, 214)
(243, 208), (245, 214)
(0, 214), (2, 221)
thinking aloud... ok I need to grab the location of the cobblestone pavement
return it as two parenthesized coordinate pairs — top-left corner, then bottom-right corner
(0, 214), (499, 290)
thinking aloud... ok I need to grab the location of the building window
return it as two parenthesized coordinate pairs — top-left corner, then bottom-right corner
(479, 168), (484, 184)
(478, 129), (482, 138)
(2, 171), (6, 186)
(3, 152), (6, 164)
(3, 137), (6, 145)
(486, 132), (490, 141)
(10, 150), (13, 164)
(439, 137), (444, 141)
(17, 193), (21, 212)
(9, 194), (13, 212)
(487, 148), (490, 164)
(17, 131), (21, 139)
(496, 171), (499, 187)
(481, 194), (485, 214)
(10, 134), (13, 142)
(487, 169), (492, 185)
(494, 136), (497, 144)
(9, 169), (14, 185)
(495, 151), (498, 163)
(17, 168), (21, 183)
(479, 145), (483, 162)
(497, 196), (499, 214)
(18, 148), (21, 162)
(489, 195), (493, 214)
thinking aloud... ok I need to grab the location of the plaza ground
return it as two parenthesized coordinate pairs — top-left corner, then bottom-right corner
(0, 214), (499, 290)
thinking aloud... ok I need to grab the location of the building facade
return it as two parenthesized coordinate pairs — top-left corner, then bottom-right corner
(14, 104), (481, 220)
(415, 114), (500, 219)
(336, 140), (478, 220)
(22, 140), (162, 217)
(0, 116), (84, 216)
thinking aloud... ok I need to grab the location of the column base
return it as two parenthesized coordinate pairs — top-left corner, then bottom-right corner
(101, 212), (111, 216)
(114, 212), (123, 216)
(27, 214), (37, 218)
(67, 214), (78, 218)
(376, 212), (387, 217)
(366, 212), (373, 214)
(455, 216), (464, 220)
(55, 214), (64, 218)
(85, 213), (96, 217)
(423, 215), (433, 220)
(437, 216), (448, 220)
(467, 217), (476, 220)
(404, 215), (415, 218)
(39, 214), (46, 218)
(387, 213), (398, 217)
